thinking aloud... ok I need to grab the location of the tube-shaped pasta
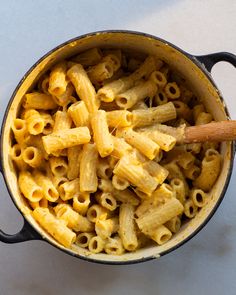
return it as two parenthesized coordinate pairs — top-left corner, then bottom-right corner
(73, 193), (90, 216)
(170, 178), (186, 204)
(143, 161), (169, 184)
(164, 82), (180, 99)
(176, 151), (195, 170)
(55, 204), (94, 232)
(52, 83), (75, 107)
(136, 197), (184, 235)
(42, 127), (91, 154)
(95, 192), (117, 211)
(138, 123), (185, 143)
(103, 52), (121, 71)
(96, 56), (156, 103)
(33, 207), (76, 248)
(173, 101), (192, 121)
(113, 156), (158, 195)
(184, 199), (198, 218)
(97, 159), (113, 180)
(205, 148), (220, 157)
(202, 142), (220, 155)
(33, 171), (59, 202)
(119, 203), (138, 251)
(25, 110), (45, 135)
(150, 70), (167, 88)
(130, 55), (157, 80)
(23, 92), (57, 110)
(91, 110), (114, 157)
(11, 144), (28, 170)
(140, 129), (176, 152)
(112, 175), (129, 191)
(165, 216), (181, 233)
(193, 104), (205, 122)
(135, 183), (175, 217)
(87, 54), (121, 84)
(71, 48), (102, 66)
(95, 217), (119, 239)
(104, 236), (124, 255)
(131, 101), (148, 110)
(51, 175), (68, 189)
(87, 204), (108, 223)
(186, 143), (202, 154)
(53, 110), (72, 132)
(80, 144), (98, 193)
(195, 112), (213, 125)
(110, 136), (133, 158)
(183, 165), (201, 180)
(38, 75), (50, 94)
(153, 90), (168, 106)
(98, 179), (114, 193)
(149, 225), (172, 245)
(12, 119), (28, 144)
(190, 188), (207, 208)
(133, 188), (152, 200)
(116, 80), (157, 109)
(88, 236), (105, 254)
(40, 113), (54, 135)
(106, 110), (133, 128)
(48, 61), (68, 96)
(68, 101), (90, 127)
(75, 233), (95, 248)
(49, 157), (68, 177)
(114, 188), (140, 206)
(120, 128), (160, 160)
(22, 146), (43, 168)
(59, 178), (80, 201)
(193, 152), (221, 192)
(67, 64), (100, 113)
(67, 146), (81, 180)
(163, 161), (189, 194)
(98, 179), (139, 206)
(132, 102), (176, 127)
(97, 76), (135, 103)
(19, 171), (44, 202)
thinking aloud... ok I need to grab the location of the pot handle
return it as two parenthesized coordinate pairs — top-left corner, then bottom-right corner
(195, 52), (236, 156)
(0, 218), (42, 243)
(195, 52), (236, 72)
(0, 132), (41, 243)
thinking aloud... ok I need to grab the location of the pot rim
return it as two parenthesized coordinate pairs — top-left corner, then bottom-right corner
(0, 30), (234, 265)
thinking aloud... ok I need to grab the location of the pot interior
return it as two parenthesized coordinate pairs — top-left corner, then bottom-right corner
(2, 31), (233, 263)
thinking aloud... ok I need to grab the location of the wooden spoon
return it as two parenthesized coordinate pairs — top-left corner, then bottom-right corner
(183, 121), (236, 143)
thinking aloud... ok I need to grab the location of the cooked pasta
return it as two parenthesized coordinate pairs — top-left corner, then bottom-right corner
(11, 46), (221, 255)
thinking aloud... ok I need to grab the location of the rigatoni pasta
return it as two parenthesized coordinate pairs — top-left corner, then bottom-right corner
(11, 46), (222, 255)
(67, 64), (100, 113)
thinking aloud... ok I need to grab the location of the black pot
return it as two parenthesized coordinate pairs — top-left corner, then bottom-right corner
(0, 30), (236, 265)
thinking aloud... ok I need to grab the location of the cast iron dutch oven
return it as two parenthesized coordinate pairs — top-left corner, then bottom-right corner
(0, 31), (236, 264)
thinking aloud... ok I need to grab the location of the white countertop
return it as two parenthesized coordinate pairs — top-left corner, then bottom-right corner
(0, 1), (236, 294)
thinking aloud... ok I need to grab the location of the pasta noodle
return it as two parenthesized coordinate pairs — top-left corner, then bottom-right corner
(91, 110), (114, 157)
(33, 207), (76, 248)
(67, 64), (100, 113)
(80, 144), (98, 193)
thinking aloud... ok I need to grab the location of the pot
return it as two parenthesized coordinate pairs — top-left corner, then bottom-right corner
(0, 30), (236, 265)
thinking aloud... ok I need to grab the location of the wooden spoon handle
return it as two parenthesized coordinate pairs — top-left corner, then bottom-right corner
(184, 121), (236, 143)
